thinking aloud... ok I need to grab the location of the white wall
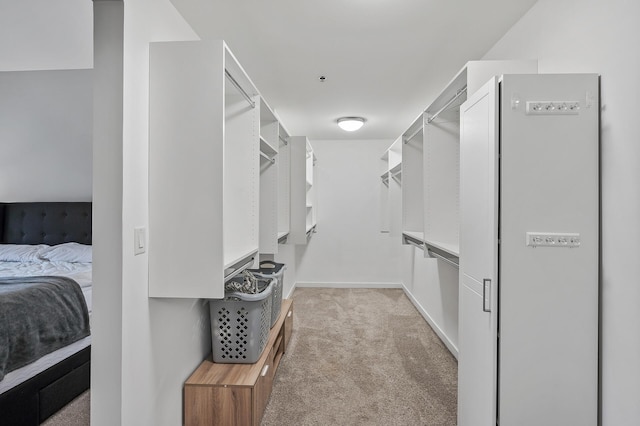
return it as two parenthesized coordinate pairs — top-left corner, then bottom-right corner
(0, 0), (93, 71)
(0, 69), (92, 201)
(92, 2), (123, 423)
(115, 1), (205, 425)
(294, 139), (402, 287)
(0, 0), (93, 203)
(483, 1), (640, 425)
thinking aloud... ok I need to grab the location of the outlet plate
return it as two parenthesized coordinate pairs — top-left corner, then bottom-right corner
(526, 232), (580, 248)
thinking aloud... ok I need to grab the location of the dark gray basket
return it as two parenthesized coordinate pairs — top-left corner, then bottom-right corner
(209, 278), (274, 363)
(249, 261), (285, 327)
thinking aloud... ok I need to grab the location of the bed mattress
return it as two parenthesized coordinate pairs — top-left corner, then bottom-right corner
(0, 261), (92, 394)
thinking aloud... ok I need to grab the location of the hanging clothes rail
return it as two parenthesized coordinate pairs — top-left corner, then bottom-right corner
(225, 69), (256, 109)
(279, 135), (289, 146)
(260, 151), (276, 164)
(426, 86), (467, 124)
(403, 126), (424, 144)
(223, 254), (257, 282)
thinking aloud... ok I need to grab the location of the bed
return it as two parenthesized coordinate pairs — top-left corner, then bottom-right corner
(0, 202), (92, 425)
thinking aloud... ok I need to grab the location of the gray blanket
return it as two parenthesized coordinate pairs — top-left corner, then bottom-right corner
(0, 276), (90, 381)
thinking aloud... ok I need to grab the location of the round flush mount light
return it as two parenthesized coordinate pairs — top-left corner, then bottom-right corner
(337, 117), (366, 132)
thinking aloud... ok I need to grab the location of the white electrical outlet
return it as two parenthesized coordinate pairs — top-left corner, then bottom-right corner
(526, 232), (580, 248)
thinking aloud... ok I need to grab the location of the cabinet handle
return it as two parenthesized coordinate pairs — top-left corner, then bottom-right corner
(261, 364), (270, 377)
(287, 311), (292, 318)
(482, 279), (491, 313)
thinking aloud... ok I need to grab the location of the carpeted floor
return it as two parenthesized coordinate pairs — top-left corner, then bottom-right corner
(41, 389), (90, 426)
(261, 287), (458, 426)
(44, 288), (457, 425)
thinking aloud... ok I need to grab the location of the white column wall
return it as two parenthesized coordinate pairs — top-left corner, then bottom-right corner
(482, 1), (640, 425)
(294, 139), (402, 287)
(117, 1), (205, 425)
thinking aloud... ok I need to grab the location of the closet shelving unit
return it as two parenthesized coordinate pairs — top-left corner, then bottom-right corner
(290, 136), (317, 244)
(258, 97), (280, 255)
(401, 114), (426, 249)
(148, 40), (260, 298)
(422, 68), (467, 265)
(399, 60), (539, 265)
(380, 152), (390, 233)
(276, 122), (291, 244)
(380, 138), (402, 233)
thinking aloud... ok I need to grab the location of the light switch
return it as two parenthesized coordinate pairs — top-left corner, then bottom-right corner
(134, 227), (146, 255)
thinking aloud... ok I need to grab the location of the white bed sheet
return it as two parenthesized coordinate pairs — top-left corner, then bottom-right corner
(0, 261), (92, 395)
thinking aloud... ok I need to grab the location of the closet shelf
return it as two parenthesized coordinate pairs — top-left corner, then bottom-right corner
(223, 249), (259, 282)
(424, 240), (459, 258)
(260, 136), (278, 158)
(402, 231), (426, 247)
(277, 231), (289, 244)
(388, 163), (402, 183)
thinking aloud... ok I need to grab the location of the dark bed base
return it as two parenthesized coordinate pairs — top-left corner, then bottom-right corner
(0, 346), (90, 425)
(1, 202), (93, 425)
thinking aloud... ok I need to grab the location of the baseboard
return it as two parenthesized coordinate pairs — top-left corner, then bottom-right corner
(294, 282), (403, 289)
(284, 284), (296, 299)
(401, 284), (459, 359)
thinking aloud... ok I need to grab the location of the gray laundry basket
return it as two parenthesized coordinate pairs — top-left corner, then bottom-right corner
(249, 261), (285, 327)
(209, 277), (274, 363)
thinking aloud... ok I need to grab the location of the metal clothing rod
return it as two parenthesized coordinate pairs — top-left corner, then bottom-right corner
(224, 255), (256, 282)
(427, 86), (467, 124)
(279, 135), (289, 146)
(427, 248), (459, 268)
(260, 151), (276, 164)
(403, 126), (423, 144)
(306, 225), (317, 239)
(225, 69), (256, 109)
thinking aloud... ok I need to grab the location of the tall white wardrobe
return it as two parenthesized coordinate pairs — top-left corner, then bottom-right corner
(458, 74), (600, 426)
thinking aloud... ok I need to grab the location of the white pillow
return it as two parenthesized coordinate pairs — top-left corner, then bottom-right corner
(0, 244), (49, 262)
(39, 242), (92, 263)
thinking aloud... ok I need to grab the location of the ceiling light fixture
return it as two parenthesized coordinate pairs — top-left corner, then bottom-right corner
(337, 117), (365, 132)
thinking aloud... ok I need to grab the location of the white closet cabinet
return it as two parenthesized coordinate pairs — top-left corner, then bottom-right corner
(289, 136), (317, 244)
(277, 123), (291, 243)
(258, 98), (280, 255)
(458, 74), (599, 426)
(379, 137), (402, 234)
(148, 40), (260, 298)
(401, 115), (424, 247)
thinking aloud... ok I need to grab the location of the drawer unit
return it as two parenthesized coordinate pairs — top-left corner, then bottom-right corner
(185, 299), (293, 426)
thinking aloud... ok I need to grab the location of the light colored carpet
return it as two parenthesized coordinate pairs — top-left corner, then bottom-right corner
(46, 288), (457, 425)
(261, 288), (458, 426)
(41, 390), (90, 426)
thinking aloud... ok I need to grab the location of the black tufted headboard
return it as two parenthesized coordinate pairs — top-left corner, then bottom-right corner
(0, 202), (92, 245)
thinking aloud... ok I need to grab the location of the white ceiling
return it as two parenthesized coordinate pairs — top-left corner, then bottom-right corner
(170, 0), (538, 140)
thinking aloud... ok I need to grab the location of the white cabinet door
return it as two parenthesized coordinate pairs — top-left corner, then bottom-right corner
(458, 77), (499, 426)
